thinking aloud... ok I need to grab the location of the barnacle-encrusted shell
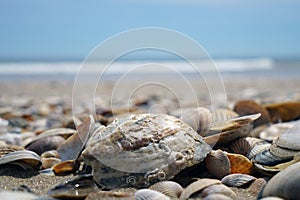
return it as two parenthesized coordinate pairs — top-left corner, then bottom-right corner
(82, 113), (211, 189)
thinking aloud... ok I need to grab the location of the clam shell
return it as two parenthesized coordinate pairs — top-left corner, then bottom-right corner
(171, 107), (212, 136)
(247, 143), (271, 160)
(82, 113), (211, 189)
(149, 181), (183, 198)
(234, 100), (271, 127)
(265, 101), (300, 122)
(259, 123), (295, 142)
(134, 189), (170, 200)
(252, 149), (290, 166)
(180, 179), (221, 200)
(221, 174), (256, 187)
(52, 160), (80, 175)
(259, 161), (300, 199)
(0, 150), (41, 169)
(270, 144), (299, 159)
(225, 152), (253, 174)
(201, 184), (236, 199)
(206, 150), (230, 179)
(205, 113), (261, 146)
(48, 174), (98, 199)
(42, 157), (61, 169)
(273, 124), (300, 150)
(26, 135), (65, 155)
(203, 194), (233, 200)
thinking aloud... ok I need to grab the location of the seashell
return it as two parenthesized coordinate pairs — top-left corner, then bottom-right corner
(52, 160), (80, 175)
(229, 137), (264, 156)
(221, 174), (256, 187)
(201, 184), (236, 199)
(41, 157), (61, 169)
(259, 161), (300, 199)
(180, 178), (221, 200)
(205, 113), (261, 146)
(48, 174), (98, 199)
(82, 113), (211, 189)
(234, 100), (271, 127)
(259, 122), (295, 142)
(247, 143), (271, 160)
(269, 144), (299, 159)
(41, 150), (60, 159)
(57, 116), (96, 161)
(248, 178), (267, 194)
(26, 135), (65, 155)
(264, 101), (300, 122)
(206, 150), (230, 179)
(149, 181), (183, 198)
(170, 107), (212, 136)
(0, 145), (24, 156)
(86, 190), (134, 200)
(252, 149), (290, 166)
(259, 197), (285, 200)
(211, 108), (238, 126)
(225, 152), (253, 174)
(203, 194), (233, 200)
(273, 124), (300, 150)
(134, 189), (170, 200)
(0, 150), (41, 170)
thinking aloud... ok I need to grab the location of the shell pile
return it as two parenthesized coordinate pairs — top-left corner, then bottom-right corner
(0, 96), (300, 200)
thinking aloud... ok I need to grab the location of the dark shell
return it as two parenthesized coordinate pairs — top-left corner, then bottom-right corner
(264, 101), (300, 122)
(26, 136), (65, 155)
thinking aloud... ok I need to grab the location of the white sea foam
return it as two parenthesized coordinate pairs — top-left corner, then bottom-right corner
(0, 58), (274, 75)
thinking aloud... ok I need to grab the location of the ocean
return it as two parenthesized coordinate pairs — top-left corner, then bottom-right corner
(0, 58), (299, 81)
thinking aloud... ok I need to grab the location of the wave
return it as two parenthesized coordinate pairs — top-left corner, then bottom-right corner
(0, 58), (275, 75)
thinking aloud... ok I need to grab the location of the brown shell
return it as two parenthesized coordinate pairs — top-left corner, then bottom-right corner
(26, 135), (65, 155)
(229, 137), (263, 156)
(205, 150), (230, 179)
(264, 101), (300, 122)
(225, 152), (253, 174)
(52, 160), (80, 175)
(234, 100), (271, 127)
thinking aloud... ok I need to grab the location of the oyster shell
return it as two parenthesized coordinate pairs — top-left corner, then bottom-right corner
(82, 113), (211, 189)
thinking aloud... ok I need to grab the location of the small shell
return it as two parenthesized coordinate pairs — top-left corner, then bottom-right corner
(52, 160), (80, 175)
(221, 174), (256, 187)
(180, 178), (221, 199)
(26, 135), (65, 155)
(259, 197), (285, 200)
(234, 100), (271, 127)
(42, 157), (61, 169)
(247, 143), (271, 160)
(205, 113), (261, 146)
(253, 149), (290, 166)
(273, 124), (300, 150)
(48, 174), (98, 199)
(248, 178), (267, 194)
(0, 150), (41, 170)
(201, 184), (236, 199)
(229, 137), (263, 156)
(86, 190), (134, 200)
(149, 181), (183, 198)
(259, 123), (295, 142)
(265, 101), (300, 122)
(170, 107), (212, 136)
(134, 189), (170, 200)
(225, 152), (253, 174)
(259, 161), (300, 199)
(206, 150), (230, 179)
(203, 194), (233, 200)
(270, 144), (299, 159)
(41, 150), (60, 159)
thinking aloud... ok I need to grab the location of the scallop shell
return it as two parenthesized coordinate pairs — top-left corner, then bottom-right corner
(259, 161), (300, 199)
(0, 150), (41, 169)
(180, 178), (221, 200)
(206, 150), (230, 179)
(247, 143), (271, 160)
(229, 137), (263, 156)
(134, 189), (170, 200)
(201, 184), (236, 199)
(82, 113), (211, 189)
(221, 174), (256, 187)
(149, 181), (183, 198)
(170, 107), (212, 136)
(234, 100), (271, 127)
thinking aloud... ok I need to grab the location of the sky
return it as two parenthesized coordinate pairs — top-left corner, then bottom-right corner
(0, 0), (300, 60)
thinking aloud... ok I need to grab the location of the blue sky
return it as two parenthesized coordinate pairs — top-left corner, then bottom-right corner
(0, 0), (300, 60)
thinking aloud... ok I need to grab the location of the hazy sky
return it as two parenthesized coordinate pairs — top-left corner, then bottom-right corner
(0, 0), (300, 60)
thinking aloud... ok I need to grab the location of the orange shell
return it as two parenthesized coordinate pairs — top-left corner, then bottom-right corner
(226, 152), (253, 174)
